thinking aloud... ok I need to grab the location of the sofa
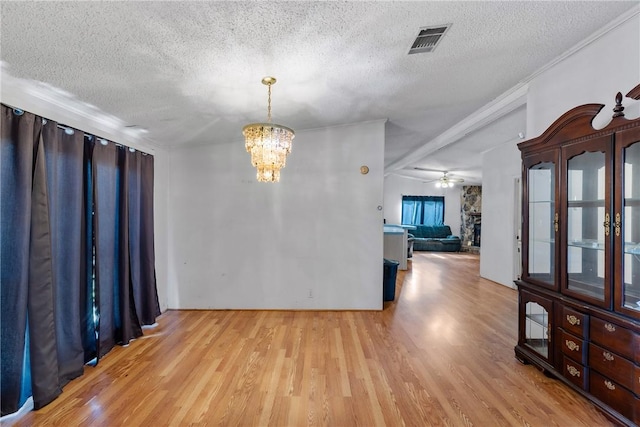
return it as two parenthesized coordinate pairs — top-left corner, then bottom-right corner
(408, 225), (461, 252)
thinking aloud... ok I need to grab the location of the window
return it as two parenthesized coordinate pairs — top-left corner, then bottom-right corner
(401, 195), (444, 225)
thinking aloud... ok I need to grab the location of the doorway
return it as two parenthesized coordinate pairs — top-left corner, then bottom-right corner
(514, 176), (522, 282)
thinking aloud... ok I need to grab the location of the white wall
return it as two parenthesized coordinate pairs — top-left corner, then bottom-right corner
(527, 12), (640, 136)
(383, 174), (462, 235)
(479, 140), (521, 288)
(167, 121), (386, 310)
(152, 147), (170, 312)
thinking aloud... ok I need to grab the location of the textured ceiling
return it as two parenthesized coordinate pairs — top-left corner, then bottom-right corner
(1, 1), (637, 184)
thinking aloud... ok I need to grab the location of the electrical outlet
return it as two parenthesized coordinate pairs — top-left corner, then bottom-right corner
(307, 289), (313, 298)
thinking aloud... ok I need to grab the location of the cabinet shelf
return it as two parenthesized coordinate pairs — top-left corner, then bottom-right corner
(525, 313), (548, 326)
(567, 240), (604, 250)
(567, 200), (604, 208)
(531, 238), (555, 244)
(624, 242), (640, 255)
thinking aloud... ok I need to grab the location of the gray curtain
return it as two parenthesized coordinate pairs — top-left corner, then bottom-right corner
(91, 141), (119, 357)
(128, 151), (161, 325)
(92, 142), (145, 356)
(1, 107), (62, 413)
(1, 105), (160, 416)
(41, 120), (87, 386)
(1, 106), (34, 415)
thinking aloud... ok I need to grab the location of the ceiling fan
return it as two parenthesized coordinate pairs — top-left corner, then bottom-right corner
(413, 168), (464, 187)
(435, 172), (464, 188)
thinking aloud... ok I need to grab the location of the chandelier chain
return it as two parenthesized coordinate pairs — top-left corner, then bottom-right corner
(267, 83), (272, 122)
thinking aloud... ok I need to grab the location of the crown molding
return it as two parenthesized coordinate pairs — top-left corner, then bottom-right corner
(1, 64), (159, 155)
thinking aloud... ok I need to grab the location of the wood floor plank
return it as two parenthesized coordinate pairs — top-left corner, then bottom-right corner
(8, 252), (615, 426)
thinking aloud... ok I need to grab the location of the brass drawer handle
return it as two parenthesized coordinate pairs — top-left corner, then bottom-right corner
(603, 351), (614, 362)
(604, 323), (616, 333)
(565, 340), (579, 352)
(604, 380), (615, 391)
(566, 315), (580, 326)
(567, 366), (580, 377)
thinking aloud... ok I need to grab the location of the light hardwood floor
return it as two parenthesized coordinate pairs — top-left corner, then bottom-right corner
(11, 252), (614, 426)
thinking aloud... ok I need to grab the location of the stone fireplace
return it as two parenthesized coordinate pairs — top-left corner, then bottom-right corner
(460, 186), (482, 252)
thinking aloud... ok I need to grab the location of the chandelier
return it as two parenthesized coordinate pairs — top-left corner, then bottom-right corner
(243, 77), (295, 182)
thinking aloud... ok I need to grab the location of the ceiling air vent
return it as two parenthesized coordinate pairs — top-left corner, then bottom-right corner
(408, 24), (451, 54)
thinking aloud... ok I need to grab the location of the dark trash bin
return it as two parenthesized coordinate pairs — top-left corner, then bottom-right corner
(383, 258), (399, 301)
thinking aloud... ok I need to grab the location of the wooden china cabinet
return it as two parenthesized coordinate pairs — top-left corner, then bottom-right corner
(515, 84), (640, 427)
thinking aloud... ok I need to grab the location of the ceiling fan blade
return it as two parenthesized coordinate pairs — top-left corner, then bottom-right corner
(412, 168), (466, 185)
(414, 167), (456, 173)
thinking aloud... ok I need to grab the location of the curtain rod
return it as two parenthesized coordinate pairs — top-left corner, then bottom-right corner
(4, 103), (150, 155)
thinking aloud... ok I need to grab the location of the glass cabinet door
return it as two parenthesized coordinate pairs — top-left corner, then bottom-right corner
(524, 301), (550, 358)
(526, 159), (557, 288)
(564, 140), (611, 306)
(519, 290), (553, 363)
(616, 136), (640, 318)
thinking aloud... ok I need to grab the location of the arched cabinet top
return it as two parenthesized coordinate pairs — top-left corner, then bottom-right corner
(626, 82), (640, 100)
(518, 85), (640, 155)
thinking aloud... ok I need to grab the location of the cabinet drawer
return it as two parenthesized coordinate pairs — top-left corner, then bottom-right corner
(590, 317), (638, 363)
(589, 343), (635, 391)
(562, 355), (587, 390)
(560, 330), (587, 364)
(590, 371), (636, 421)
(561, 306), (588, 338)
